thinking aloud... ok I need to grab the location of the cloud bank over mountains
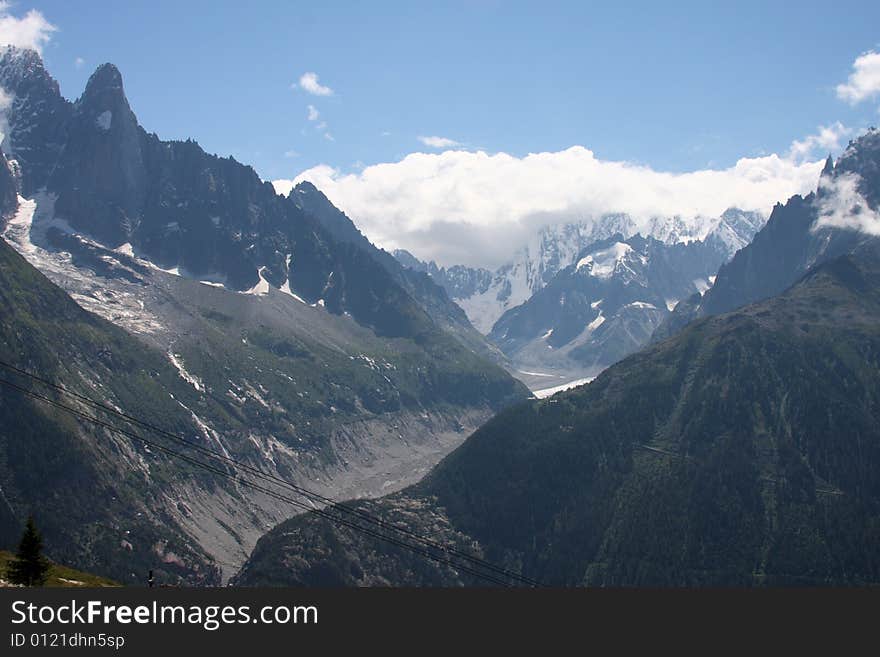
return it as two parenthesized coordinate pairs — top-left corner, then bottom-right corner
(274, 48), (879, 268)
(275, 146), (825, 268)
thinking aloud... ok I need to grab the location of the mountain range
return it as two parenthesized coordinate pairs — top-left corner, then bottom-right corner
(0, 47), (528, 583)
(3, 42), (880, 589)
(235, 131), (880, 587)
(397, 207), (765, 386)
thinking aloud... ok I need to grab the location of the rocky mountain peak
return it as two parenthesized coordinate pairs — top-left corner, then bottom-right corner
(77, 62), (135, 126)
(666, 129), (880, 326)
(289, 178), (371, 249)
(291, 180), (340, 221)
(0, 46), (71, 194)
(43, 61), (148, 245)
(85, 63), (124, 91)
(0, 46), (53, 88)
(821, 154), (835, 178)
(293, 180), (320, 195)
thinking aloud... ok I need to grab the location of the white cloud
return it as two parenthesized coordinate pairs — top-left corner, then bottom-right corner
(283, 149), (299, 158)
(836, 51), (880, 104)
(302, 106), (332, 140)
(814, 172), (880, 235)
(418, 135), (460, 149)
(74, 56), (85, 69)
(0, 3), (56, 54)
(297, 72), (333, 96)
(789, 122), (853, 161)
(274, 144), (826, 268)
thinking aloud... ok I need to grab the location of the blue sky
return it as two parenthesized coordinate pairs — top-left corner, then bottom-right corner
(26, 0), (880, 177)
(5, 1), (880, 265)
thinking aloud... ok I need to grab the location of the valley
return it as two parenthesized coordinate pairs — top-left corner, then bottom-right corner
(0, 2), (878, 594)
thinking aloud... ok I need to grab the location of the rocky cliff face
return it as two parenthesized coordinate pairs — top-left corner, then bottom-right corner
(50, 63), (147, 246)
(0, 149), (17, 216)
(656, 131), (880, 338)
(0, 47), (71, 196)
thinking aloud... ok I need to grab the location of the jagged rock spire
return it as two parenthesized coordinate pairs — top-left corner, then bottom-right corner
(821, 154), (834, 177)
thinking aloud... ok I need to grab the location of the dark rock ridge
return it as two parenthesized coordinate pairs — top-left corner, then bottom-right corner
(0, 47), (494, 346)
(393, 249), (494, 300)
(0, 149), (17, 215)
(656, 130), (880, 338)
(289, 182), (504, 361)
(0, 47), (71, 196)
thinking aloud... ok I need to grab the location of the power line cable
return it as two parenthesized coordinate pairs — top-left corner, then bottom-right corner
(0, 371), (535, 586)
(0, 358), (541, 586)
(0, 374), (513, 586)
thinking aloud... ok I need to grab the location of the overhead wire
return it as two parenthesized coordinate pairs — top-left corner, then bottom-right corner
(0, 362), (542, 586)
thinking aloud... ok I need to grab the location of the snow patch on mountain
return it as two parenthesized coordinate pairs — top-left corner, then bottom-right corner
(456, 273), (528, 333)
(95, 110), (112, 131)
(168, 351), (204, 392)
(576, 242), (641, 279)
(533, 377), (595, 399)
(279, 283), (306, 304)
(3, 194), (37, 253)
(693, 278), (711, 294)
(2, 193), (166, 335)
(586, 311), (605, 332)
(246, 266), (270, 296)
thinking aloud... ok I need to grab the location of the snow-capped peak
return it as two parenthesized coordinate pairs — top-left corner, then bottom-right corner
(576, 242), (637, 278)
(402, 208), (766, 336)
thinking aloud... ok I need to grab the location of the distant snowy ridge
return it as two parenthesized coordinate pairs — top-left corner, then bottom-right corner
(397, 208), (765, 334)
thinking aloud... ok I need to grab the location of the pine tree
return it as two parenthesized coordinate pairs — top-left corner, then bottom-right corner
(6, 516), (50, 586)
